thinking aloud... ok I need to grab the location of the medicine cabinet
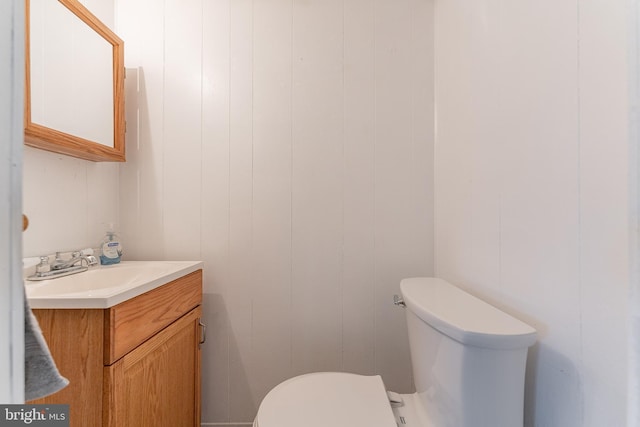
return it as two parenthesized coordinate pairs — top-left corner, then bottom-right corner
(24, 0), (125, 162)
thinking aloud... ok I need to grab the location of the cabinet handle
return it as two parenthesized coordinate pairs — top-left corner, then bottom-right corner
(198, 319), (206, 346)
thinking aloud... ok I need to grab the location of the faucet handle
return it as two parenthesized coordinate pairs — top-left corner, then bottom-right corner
(85, 255), (99, 267)
(36, 256), (51, 275)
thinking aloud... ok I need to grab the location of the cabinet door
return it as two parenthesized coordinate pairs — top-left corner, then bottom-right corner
(104, 306), (202, 427)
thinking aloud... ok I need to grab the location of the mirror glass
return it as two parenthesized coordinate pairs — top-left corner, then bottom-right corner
(25, 0), (125, 162)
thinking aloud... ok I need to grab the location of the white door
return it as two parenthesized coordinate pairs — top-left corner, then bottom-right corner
(0, 0), (25, 404)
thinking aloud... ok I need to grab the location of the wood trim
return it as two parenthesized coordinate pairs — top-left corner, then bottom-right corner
(102, 359), (124, 427)
(112, 35), (125, 156)
(195, 316), (202, 426)
(25, 123), (125, 162)
(23, 0), (125, 162)
(104, 270), (203, 364)
(61, 0), (123, 44)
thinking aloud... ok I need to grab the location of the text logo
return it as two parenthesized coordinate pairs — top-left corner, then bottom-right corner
(0, 405), (69, 427)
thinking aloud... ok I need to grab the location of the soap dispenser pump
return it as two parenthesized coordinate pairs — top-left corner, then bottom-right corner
(100, 223), (123, 265)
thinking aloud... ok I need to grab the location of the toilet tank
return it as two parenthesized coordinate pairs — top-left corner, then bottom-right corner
(400, 278), (536, 427)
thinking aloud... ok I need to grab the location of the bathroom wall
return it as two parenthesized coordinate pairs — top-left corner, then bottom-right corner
(116, 0), (434, 424)
(23, 148), (119, 256)
(22, 0), (119, 258)
(434, 1), (629, 426)
(18, 0), (636, 425)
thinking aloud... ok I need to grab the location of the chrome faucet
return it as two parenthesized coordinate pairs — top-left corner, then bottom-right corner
(27, 250), (98, 281)
(51, 251), (98, 270)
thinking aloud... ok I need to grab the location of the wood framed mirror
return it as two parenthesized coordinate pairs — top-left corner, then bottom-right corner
(24, 0), (125, 162)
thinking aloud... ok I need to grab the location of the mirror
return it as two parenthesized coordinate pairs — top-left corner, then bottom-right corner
(24, 0), (125, 162)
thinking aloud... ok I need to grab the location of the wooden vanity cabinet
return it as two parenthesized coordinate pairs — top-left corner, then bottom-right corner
(29, 269), (203, 427)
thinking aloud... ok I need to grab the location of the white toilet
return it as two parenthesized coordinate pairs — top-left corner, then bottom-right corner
(254, 277), (537, 427)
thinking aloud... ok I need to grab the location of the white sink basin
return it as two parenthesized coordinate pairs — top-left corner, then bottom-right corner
(26, 260), (203, 309)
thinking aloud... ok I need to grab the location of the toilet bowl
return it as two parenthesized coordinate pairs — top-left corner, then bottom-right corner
(254, 277), (537, 427)
(253, 372), (397, 427)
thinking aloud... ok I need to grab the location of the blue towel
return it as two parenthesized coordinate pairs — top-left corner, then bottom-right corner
(24, 291), (69, 401)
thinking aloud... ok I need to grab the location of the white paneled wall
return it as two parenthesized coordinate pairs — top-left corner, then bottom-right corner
(434, 1), (629, 426)
(23, 0), (119, 257)
(23, 147), (120, 256)
(19, 0), (638, 425)
(116, 0), (434, 423)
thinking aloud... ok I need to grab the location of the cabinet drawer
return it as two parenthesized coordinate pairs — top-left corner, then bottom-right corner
(104, 269), (202, 364)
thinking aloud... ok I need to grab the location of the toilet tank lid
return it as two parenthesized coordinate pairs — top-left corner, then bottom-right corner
(400, 278), (536, 350)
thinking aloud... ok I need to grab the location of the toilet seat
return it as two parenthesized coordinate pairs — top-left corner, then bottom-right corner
(253, 372), (397, 427)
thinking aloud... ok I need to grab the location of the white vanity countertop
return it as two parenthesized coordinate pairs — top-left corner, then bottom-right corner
(25, 260), (203, 309)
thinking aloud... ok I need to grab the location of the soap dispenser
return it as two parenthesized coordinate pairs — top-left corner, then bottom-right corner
(100, 223), (123, 265)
